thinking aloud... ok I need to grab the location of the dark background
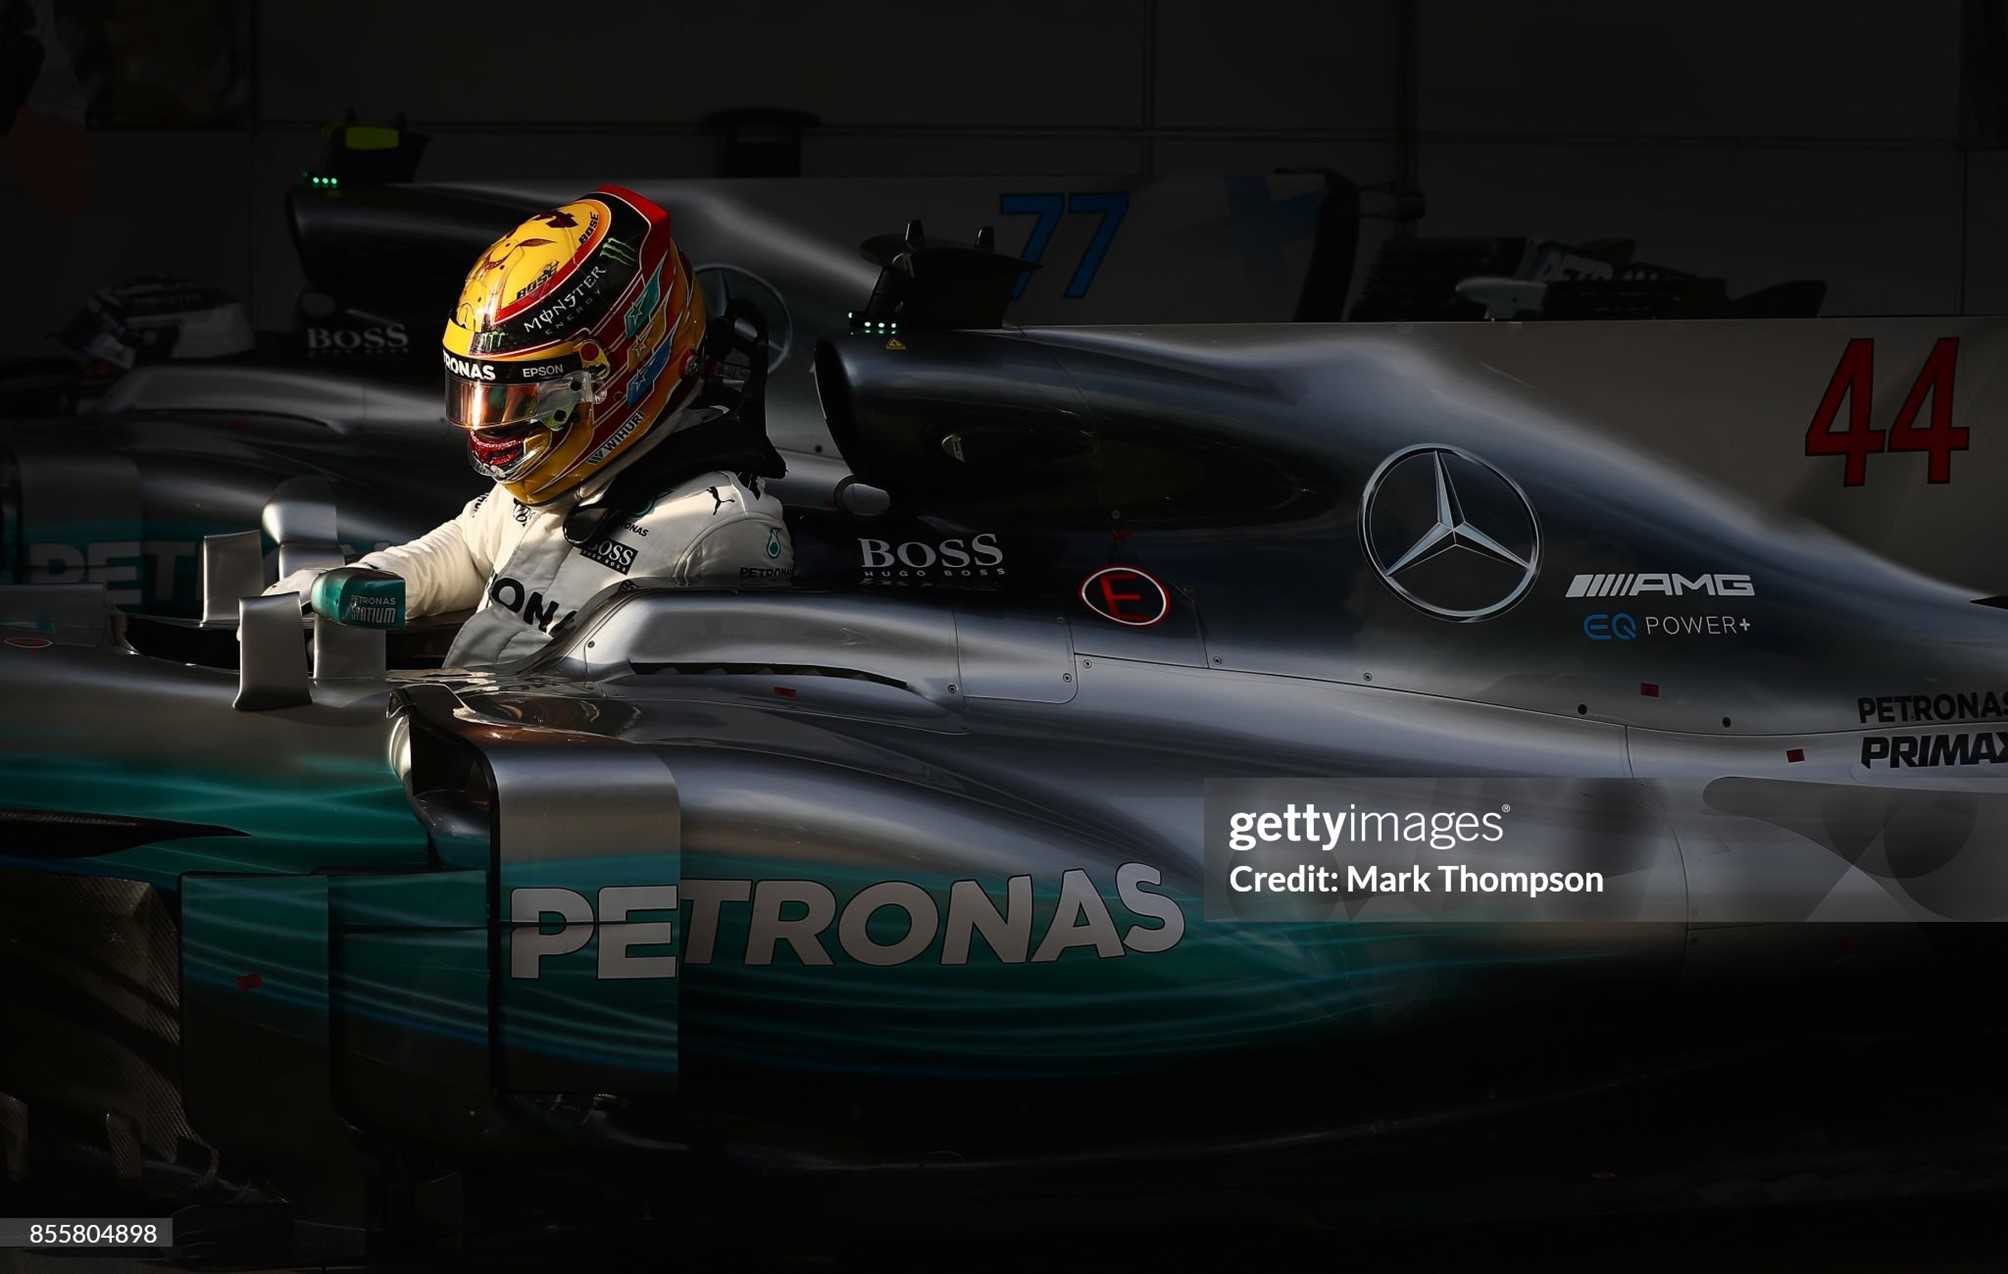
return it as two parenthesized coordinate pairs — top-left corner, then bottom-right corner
(4, 0), (2007, 356)
(3, 5), (2005, 1268)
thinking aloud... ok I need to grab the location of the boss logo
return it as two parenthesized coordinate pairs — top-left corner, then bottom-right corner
(858, 533), (1004, 577)
(306, 323), (408, 353)
(582, 538), (639, 575)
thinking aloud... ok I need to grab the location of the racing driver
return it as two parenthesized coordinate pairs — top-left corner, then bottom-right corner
(268, 185), (792, 666)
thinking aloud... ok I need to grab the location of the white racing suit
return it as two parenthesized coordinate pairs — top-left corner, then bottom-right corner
(273, 468), (792, 667)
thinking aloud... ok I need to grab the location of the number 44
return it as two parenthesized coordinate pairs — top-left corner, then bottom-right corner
(1804, 337), (1967, 486)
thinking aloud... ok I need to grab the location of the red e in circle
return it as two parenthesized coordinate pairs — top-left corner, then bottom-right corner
(1080, 566), (1170, 627)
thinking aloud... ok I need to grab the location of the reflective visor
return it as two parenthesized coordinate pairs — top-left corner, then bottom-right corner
(444, 376), (549, 430)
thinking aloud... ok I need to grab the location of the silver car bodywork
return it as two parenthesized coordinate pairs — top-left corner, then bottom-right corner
(1, 316), (2003, 1254)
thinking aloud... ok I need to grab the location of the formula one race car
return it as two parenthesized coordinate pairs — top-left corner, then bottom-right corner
(1349, 234), (1827, 321)
(1, 229), (2004, 1265)
(0, 171), (1337, 619)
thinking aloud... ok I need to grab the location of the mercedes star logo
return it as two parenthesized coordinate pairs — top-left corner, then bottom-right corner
(1360, 444), (1541, 621)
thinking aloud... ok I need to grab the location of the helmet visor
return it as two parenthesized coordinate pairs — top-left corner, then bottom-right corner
(444, 376), (547, 430)
(444, 371), (593, 431)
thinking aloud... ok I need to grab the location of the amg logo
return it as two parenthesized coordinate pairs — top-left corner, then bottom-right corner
(1566, 573), (1754, 598)
(582, 538), (638, 575)
(442, 351), (498, 381)
(1861, 732), (2008, 768)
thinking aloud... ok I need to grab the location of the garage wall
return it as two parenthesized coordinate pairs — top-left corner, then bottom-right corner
(236, 0), (1409, 329)
(0, 131), (257, 357)
(0, 0), (1991, 358)
(1417, 1), (1968, 316)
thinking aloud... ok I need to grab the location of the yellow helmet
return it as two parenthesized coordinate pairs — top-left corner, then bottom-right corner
(440, 186), (707, 505)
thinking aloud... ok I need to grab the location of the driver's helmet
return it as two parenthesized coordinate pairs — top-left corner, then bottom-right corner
(440, 186), (706, 506)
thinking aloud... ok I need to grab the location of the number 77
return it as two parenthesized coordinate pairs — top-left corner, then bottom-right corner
(999, 191), (1132, 300)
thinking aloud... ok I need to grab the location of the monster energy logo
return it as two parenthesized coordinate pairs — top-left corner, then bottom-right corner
(602, 237), (639, 268)
(625, 264), (662, 337)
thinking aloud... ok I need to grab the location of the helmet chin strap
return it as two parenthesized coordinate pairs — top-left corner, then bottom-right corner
(516, 354), (707, 506)
(569, 397), (716, 503)
(560, 300), (786, 549)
